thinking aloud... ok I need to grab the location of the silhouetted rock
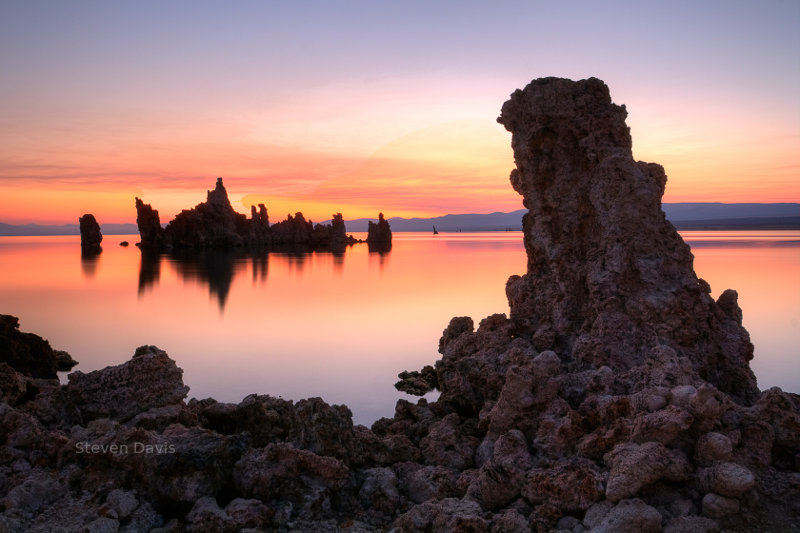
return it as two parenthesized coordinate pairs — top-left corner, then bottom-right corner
(248, 203), (271, 245)
(134, 197), (164, 250)
(270, 211), (313, 245)
(395, 365), (438, 395)
(0, 314), (76, 378)
(78, 213), (102, 254)
(310, 212), (357, 249)
(163, 177), (247, 249)
(367, 212), (392, 245)
(330, 212), (348, 243)
(135, 178), (359, 251)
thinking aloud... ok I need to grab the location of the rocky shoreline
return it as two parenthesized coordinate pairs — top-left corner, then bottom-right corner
(1, 77), (798, 532)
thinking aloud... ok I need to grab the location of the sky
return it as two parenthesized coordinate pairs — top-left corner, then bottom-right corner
(1, 0), (798, 225)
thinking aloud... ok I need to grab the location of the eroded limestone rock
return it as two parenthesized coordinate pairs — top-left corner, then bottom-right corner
(65, 345), (189, 423)
(497, 77), (758, 404)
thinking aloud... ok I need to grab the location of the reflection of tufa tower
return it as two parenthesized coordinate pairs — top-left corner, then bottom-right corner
(497, 77), (758, 404)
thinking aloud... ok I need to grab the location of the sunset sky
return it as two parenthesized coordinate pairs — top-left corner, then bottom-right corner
(1, 1), (798, 225)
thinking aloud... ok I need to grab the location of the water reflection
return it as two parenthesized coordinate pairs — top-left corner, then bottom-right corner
(138, 244), (367, 310)
(368, 242), (392, 272)
(80, 249), (101, 278)
(367, 242), (392, 254)
(169, 250), (243, 310)
(138, 251), (161, 295)
(252, 252), (269, 283)
(2, 232), (796, 425)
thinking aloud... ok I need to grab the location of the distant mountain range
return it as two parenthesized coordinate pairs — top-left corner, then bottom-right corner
(1, 203), (798, 236)
(347, 203), (800, 232)
(0, 222), (139, 237)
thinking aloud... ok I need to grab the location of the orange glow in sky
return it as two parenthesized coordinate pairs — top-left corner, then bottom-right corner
(1, 2), (797, 225)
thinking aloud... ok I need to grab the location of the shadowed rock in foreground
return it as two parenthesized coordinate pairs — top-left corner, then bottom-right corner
(135, 177), (369, 251)
(0, 314), (77, 379)
(1, 78), (797, 532)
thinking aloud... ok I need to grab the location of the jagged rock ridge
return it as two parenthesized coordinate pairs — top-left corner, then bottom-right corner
(135, 177), (380, 251)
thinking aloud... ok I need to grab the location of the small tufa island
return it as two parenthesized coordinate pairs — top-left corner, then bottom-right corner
(2, 78), (798, 532)
(78, 213), (103, 255)
(134, 177), (391, 251)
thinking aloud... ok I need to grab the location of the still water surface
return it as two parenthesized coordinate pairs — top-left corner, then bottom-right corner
(1, 231), (798, 424)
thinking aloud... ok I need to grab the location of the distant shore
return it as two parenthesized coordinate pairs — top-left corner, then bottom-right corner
(2, 216), (799, 236)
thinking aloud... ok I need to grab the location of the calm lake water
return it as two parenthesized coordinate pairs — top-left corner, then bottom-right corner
(1, 231), (798, 425)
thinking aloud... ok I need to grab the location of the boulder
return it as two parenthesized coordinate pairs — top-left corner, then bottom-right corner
(66, 345), (189, 422)
(392, 498), (489, 533)
(587, 498), (663, 533)
(604, 441), (690, 502)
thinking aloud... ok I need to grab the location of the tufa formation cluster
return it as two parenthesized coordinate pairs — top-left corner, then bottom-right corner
(134, 177), (385, 251)
(2, 78), (797, 532)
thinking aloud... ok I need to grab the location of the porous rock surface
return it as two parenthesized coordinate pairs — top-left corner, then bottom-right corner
(497, 77), (757, 404)
(2, 78), (798, 532)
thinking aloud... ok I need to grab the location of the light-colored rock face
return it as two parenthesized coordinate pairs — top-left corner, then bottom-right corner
(497, 77), (758, 404)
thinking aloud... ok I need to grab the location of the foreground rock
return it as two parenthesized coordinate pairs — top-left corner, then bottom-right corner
(135, 177), (363, 251)
(2, 78), (798, 532)
(0, 314), (77, 379)
(391, 77), (798, 531)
